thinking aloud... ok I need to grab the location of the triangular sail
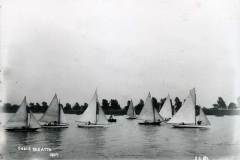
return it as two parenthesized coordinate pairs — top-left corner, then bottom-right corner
(39, 94), (59, 123)
(138, 93), (153, 121)
(28, 111), (41, 128)
(159, 94), (172, 120)
(78, 90), (97, 123)
(168, 91), (195, 124)
(96, 103), (108, 125)
(138, 93), (161, 122)
(197, 107), (211, 125)
(59, 105), (67, 124)
(5, 97), (28, 128)
(127, 100), (136, 118)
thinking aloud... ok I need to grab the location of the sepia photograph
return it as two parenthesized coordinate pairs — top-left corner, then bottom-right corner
(0, 0), (240, 159)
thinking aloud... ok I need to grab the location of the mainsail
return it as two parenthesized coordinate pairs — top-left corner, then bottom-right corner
(39, 94), (67, 124)
(138, 92), (163, 122)
(78, 91), (97, 123)
(59, 105), (67, 124)
(197, 107), (211, 126)
(28, 111), (41, 128)
(5, 97), (40, 128)
(127, 100), (136, 118)
(168, 90), (195, 124)
(78, 90), (108, 124)
(159, 94), (172, 120)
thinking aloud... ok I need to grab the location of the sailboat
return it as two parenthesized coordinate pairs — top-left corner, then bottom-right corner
(126, 100), (137, 119)
(4, 97), (40, 131)
(159, 94), (173, 121)
(138, 92), (164, 125)
(39, 94), (69, 128)
(168, 88), (210, 128)
(77, 90), (109, 128)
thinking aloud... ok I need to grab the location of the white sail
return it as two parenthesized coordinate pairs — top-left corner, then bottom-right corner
(78, 90), (97, 123)
(159, 94), (172, 120)
(5, 97), (28, 128)
(96, 103), (108, 125)
(28, 111), (41, 128)
(127, 100), (136, 118)
(138, 93), (153, 121)
(138, 92), (162, 122)
(39, 94), (59, 123)
(168, 91), (195, 124)
(197, 107), (211, 126)
(60, 105), (67, 124)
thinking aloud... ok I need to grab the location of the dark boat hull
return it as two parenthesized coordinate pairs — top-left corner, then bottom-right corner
(108, 119), (117, 122)
(138, 121), (161, 125)
(126, 117), (137, 120)
(5, 128), (39, 132)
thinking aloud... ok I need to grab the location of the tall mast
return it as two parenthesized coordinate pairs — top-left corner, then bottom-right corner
(58, 99), (61, 124)
(193, 88), (197, 125)
(96, 102), (98, 124)
(131, 99), (135, 117)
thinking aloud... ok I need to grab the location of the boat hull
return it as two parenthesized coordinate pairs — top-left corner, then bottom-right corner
(108, 119), (117, 122)
(5, 128), (39, 132)
(77, 124), (107, 128)
(126, 117), (137, 120)
(41, 124), (69, 128)
(138, 121), (161, 125)
(172, 124), (210, 129)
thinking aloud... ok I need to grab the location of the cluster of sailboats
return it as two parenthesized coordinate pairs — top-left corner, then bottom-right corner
(3, 88), (210, 131)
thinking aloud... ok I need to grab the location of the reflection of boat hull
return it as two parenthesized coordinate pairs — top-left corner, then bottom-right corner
(5, 128), (39, 132)
(138, 121), (161, 125)
(172, 124), (210, 128)
(126, 117), (137, 120)
(108, 119), (117, 122)
(77, 124), (107, 128)
(41, 124), (69, 128)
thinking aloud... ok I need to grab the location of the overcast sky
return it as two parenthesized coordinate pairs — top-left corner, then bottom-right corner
(1, 0), (240, 107)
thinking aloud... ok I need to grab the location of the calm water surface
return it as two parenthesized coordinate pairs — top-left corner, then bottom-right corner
(0, 113), (240, 159)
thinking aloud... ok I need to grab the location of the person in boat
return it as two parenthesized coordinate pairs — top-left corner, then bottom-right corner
(180, 122), (185, 125)
(88, 121), (91, 125)
(197, 120), (202, 125)
(54, 121), (57, 125)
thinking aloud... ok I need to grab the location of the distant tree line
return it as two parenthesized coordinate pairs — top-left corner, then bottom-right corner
(2, 96), (239, 115)
(2, 96), (186, 115)
(212, 97), (238, 110)
(202, 97), (240, 116)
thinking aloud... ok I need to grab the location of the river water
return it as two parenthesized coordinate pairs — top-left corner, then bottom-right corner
(0, 113), (240, 160)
